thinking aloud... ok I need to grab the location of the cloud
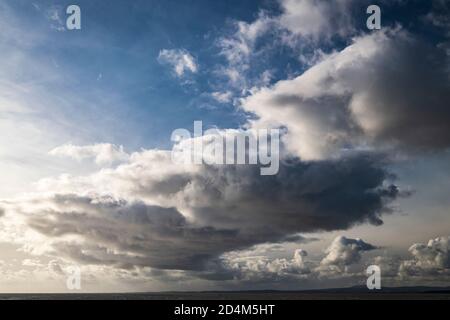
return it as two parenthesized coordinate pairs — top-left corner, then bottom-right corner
(214, 0), (363, 84)
(242, 29), (450, 160)
(424, 0), (450, 35)
(2, 147), (398, 273)
(320, 236), (377, 267)
(49, 143), (129, 166)
(222, 248), (310, 281)
(277, 0), (357, 41)
(219, 235), (379, 284)
(400, 236), (450, 278)
(19, 194), (247, 271)
(219, 13), (273, 59)
(211, 91), (233, 103)
(311, 236), (377, 278)
(158, 49), (198, 77)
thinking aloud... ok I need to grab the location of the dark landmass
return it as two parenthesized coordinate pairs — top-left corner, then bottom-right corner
(1, 286), (450, 300)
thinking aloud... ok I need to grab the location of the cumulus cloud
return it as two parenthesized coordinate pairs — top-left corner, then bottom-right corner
(223, 248), (310, 281)
(217, 0), (361, 64)
(158, 49), (198, 77)
(220, 235), (379, 284)
(372, 255), (402, 278)
(218, 14), (272, 65)
(49, 143), (129, 166)
(242, 29), (450, 160)
(320, 236), (377, 268)
(223, 235), (450, 285)
(214, 0), (365, 85)
(400, 236), (450, 278)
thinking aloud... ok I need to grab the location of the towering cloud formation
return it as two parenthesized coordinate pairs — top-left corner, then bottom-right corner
(320, 236), (377, 267)
(400, 237), (450, 278)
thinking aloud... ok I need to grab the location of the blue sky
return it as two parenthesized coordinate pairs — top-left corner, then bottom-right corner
(4, 0), (268, 151)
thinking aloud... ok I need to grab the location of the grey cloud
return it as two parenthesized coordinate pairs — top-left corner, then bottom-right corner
(424, 0), (450, 34)
(15, 151), (398, 272)
(49, 143), (129, 166)
(158, 48), (198, 77)
(243, 29), (450, 160)
(25, 195), (248, 271)
(372, 255), (402, 278)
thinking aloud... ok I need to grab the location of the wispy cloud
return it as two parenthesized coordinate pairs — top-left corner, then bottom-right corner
(158, 48), (198, 77)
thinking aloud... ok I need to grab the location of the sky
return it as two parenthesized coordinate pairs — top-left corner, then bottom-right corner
(0, 0), (449, 293)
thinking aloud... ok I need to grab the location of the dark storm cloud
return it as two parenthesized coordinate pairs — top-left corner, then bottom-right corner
(183, 154), (398, 235)
(18, 152), (398, 272)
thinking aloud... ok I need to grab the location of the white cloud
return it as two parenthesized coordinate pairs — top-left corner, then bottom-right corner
(49, 143), (129, 166)
(277, 0), (357, 41)
(223, 248), (310, 281)
(320, 236), (376, 267)
(400, 236), (450, 278)
(158, 49), (198, 77)
(211, 91), (233, 103)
